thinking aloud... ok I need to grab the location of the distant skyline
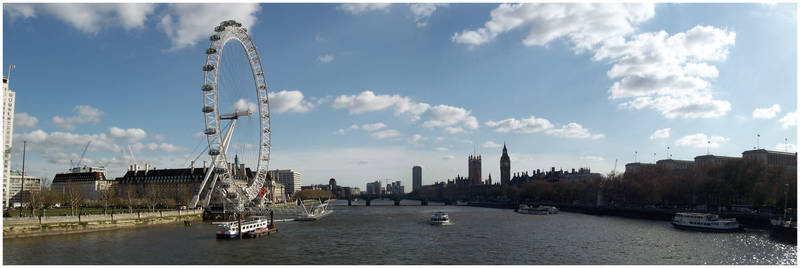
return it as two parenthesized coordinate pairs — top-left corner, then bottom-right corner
(2, 3), (797, 189)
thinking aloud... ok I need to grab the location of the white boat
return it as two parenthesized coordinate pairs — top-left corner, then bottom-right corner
(216, 215), (275, 239)
(516, 204), (558, 215)
(430, 211), (451, 225)
(671, 212), (742, 232)
(295, 200), (333, 221)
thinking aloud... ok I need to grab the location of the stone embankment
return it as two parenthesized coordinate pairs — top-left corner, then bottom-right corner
(3, 209), (203, 239)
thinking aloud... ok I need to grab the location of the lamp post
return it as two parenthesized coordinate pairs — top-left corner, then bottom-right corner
(18, 141), (26, 218)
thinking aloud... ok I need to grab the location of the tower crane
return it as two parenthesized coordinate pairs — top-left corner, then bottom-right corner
(74, 141), (91, 168)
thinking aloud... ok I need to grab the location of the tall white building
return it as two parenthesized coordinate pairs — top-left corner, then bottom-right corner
(268, 169), (301, 199)
(3, 75), (16, 208)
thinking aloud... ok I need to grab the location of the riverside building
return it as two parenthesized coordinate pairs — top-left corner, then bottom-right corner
(51, 166), (114, 200)
(412, 166), (422, 192)
(268, 169), (301, 199)
(6, 170), (40, 207)
(468, 154), (482, 184)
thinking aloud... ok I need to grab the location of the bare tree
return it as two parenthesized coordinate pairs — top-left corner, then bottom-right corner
(27, 190), (43, 217)
(122, 185), (138, 213)
(66, 181), (84, 216)
(42, 189), (60, 215)
(99, 188), (116, 215)
(144, 184), (161, 212)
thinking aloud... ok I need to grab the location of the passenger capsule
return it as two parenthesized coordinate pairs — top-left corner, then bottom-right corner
(209, 149), (220, 155)
(210, 35), (221, 41)
(214, 26), (225, 32)
(205, 48), (217, 54)
(202, 65), (215, 71)
(201, 84), (214, 91)
(204, 128), (217, 135)
(202, 106), (214, 113)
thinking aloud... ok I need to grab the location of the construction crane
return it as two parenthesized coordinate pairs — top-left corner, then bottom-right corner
(612, 158), (618, 176)
(75, 141), (91, 168)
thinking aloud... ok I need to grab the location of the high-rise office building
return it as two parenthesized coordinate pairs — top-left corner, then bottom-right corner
(3, 74), (16, 208)
(412, 166), (422, 192)
(500, 143), (511, 184)
(268, 169), (301, 198)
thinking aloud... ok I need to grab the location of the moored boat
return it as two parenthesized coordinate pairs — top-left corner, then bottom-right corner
(769, 218), (797, 243)
(216, 215), (275, 239)
(295, 201), (333, 221)
(671, 212), (742, 232)
(516, 204), (558, 215)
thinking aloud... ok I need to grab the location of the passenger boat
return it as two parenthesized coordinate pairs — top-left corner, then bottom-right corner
(294, 201), (333, 221)
(215, 215), (275, 239)
(430, 211), (451, 225)
(516, 204), (558, 215)
(671, 212), (742, 232)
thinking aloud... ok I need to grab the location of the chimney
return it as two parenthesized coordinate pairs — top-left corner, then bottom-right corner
(145, 163), (150, 175)
(134, 164), (139, 175)
(203, 160), (207, 173)
(191, 160), (195, 174)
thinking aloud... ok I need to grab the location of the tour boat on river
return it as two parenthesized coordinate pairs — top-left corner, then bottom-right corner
(216, 215), (275, 239)
(671, 212), (742, 232)
(516, 204), (558, 215)
(430, 211), (451, 225)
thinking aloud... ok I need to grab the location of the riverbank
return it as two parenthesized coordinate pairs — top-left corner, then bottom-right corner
(466, 202), (775, 229)
(3, 209), (203, 239)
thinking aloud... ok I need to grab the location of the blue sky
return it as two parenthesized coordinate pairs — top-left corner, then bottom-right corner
(2, 3), (797, 190)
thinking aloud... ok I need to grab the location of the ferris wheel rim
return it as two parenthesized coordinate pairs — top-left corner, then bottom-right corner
(201, 20), (271, 207)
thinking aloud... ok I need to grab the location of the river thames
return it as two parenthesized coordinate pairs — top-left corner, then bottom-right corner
(3, 199), (796, 265)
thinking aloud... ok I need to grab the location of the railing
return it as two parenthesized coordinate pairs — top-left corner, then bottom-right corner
(3, 209), (204, 226)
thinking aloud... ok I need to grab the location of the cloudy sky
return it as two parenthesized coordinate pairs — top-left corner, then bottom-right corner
(2, 3), (797, 190)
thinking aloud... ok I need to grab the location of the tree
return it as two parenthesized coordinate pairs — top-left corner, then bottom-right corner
(27, 189), (43, 217)
(66, 181), (84, 216)
(143, 184), (161, 212)
(99, 188), (116, 215)
(121, 184), (139, 213)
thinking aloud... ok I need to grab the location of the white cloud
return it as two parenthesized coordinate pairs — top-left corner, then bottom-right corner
(675, 133), (728, 149)
(108, 127), (147, 142)
(153, 134), (166, 141)
(371, 129), (401, 139)
(318, 54), (334, 63)
(233, 98), (258, 113)
(580, 155), (605, 161)
(52, 105), (103, 130)
(485, 116), (553, 133)
(452, 3), (654, 50)
(422, 105), (478, 130)
(158, 3), (261, 50)
(4, 4), (36, 20)
(8, 4), (155, 34)
(649, 128), (670, 140)
(775, 143), (797, 153)
(779, 111), (797, 128)
(485, 115), (602, 139)
(483, 141), (501, 149)
(435, 136), (445, 142)
(337, 3), (391, 15)
(455, 4), (734, 120)
(13, 129), (121, 156)
(361, 122), (387, 132)
(596, 26), (736, 119)
(333, 129), (346, 135)
(333, 91), (429, 120)
(436, 147), (449, 151)
(410, 3), (447, 28)
(269, 90), (314, 113)
(409, 134), (426, 143)
(444, 127), (464, 134)
(146, 143), (183, 152)
(350, 124), (360, 129)
(545, 123), (605, 139)
(13, 112), (38, 128)
(753, 104), (781, 119)
(441, 155), (455, 160)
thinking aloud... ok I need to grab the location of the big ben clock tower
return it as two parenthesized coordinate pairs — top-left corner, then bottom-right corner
(500, 142), (511, 184)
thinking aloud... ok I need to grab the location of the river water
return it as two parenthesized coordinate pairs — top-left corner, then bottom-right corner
(3, 199), (796, 265)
